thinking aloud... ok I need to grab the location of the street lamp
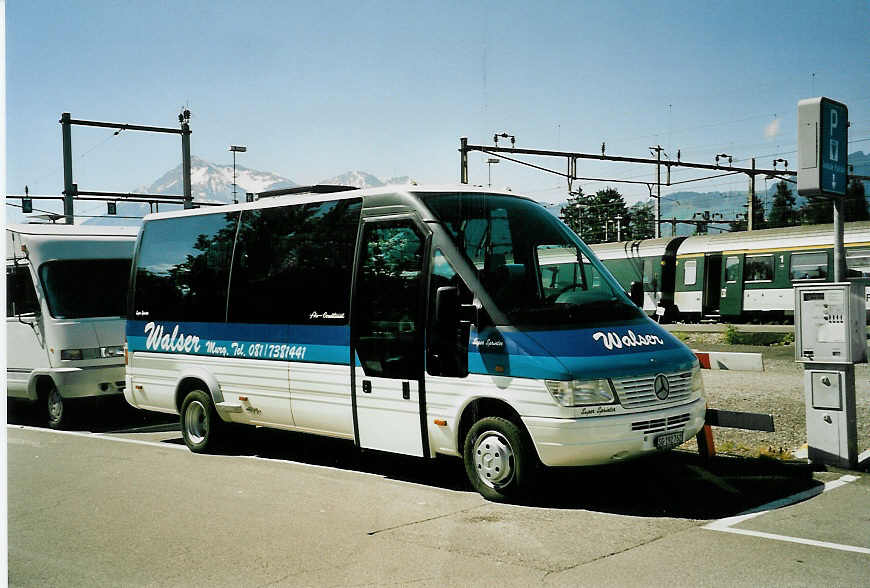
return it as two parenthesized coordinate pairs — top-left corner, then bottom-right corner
(229, 145), (247, 204)
(487, 158), (500, 187)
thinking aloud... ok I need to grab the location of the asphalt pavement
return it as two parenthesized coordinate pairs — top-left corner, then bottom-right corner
(6, 415), (869, 587)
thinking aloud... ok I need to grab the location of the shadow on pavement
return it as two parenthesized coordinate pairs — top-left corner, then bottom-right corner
(186, 425), (824, 519)
(8, 402), (823, 520)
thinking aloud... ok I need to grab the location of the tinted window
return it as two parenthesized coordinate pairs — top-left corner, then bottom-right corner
(422, 193), (641, 329)
(39, 259), (130, 319)
(133, 212), (239, 322)
(6, 264), (39, 316)
(353, 221), (425, 379)
(228, 198), (361, 324)
(791, 252), (828, 281)
(428, 249), (472, 377)
(744, 255), (774, 281)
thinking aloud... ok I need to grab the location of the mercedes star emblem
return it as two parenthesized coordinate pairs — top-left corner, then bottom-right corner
(654, 374), (670, 400)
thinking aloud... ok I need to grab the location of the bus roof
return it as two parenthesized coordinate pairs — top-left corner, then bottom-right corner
(138, 184), (536, 223)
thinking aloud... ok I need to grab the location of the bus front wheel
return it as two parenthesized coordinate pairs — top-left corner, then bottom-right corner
(46, 384), (67, 429)
(180, 389), (224, 453)
(463, 416), (534, 502)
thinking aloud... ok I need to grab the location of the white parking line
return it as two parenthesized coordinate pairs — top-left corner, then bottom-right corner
(704, 475), (870, 555)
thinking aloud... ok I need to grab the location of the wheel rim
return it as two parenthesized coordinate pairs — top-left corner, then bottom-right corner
(473, 431), (514, 488)
(47, 389), (63, 422)
(184, 400), (208, 444)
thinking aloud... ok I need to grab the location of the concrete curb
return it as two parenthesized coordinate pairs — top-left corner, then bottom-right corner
(694, 350), (764, 371)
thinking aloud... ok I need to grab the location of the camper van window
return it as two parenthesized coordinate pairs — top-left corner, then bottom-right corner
(422, 192), (642, 329)
(39, 259), (130, 319)
(6, 264), (39, 316)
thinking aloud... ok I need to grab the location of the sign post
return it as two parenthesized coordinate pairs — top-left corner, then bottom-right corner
(795, 98), (866, 470)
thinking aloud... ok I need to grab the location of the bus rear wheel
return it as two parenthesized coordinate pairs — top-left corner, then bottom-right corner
(463, 416), (534, 502)
(180, 389), (224, 453)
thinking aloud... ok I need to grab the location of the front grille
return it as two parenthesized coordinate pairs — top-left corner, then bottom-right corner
(612, 371), (694, 409)
(631, 412), (691, 435)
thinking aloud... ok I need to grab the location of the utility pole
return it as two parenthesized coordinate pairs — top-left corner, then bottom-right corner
(58, 111), (195, 219)
(650, 145), (663, 238)
(180, 110), (193, 209)
(460, 137), (469, 184)
(61, 113), (75, 224)
(747, 157), (756, 230)
(615, 215), (622, 241)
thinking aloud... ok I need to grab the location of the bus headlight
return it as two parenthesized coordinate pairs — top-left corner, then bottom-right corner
(545, 379), (615, 407)
(691, 365), (705, 397)
(60, 349), (83, 360)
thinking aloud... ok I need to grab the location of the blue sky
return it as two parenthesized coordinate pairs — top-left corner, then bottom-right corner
(6, 0), (870, 222)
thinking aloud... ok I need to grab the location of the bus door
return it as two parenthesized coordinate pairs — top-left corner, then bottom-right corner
(351, 218), (429, 457)
(719, 253), (744, 317)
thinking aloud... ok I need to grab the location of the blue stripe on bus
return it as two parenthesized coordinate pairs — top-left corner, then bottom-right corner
(126, 319), (691, 378)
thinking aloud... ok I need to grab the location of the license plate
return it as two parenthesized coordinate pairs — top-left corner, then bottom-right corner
(655, 431), (683, 450)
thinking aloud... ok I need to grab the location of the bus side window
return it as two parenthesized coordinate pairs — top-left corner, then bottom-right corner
(7, 265), (39, 316)
(354, 222), (425, 379)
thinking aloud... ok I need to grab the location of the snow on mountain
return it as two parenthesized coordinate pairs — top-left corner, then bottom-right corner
(84, 161), (411, 226)
(140, 156), (298, 203)
(318, 171), (384, 189)
(317, 171), (413, 189)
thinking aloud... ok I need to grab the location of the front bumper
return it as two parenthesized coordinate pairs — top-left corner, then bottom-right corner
(28, 365), (127, 400)
(523, 397), (706, 467)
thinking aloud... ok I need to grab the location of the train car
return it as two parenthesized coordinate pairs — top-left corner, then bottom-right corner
(590, 237), (686, 319)
(590, 221), (870, 323)
(673, 221), (870, 322)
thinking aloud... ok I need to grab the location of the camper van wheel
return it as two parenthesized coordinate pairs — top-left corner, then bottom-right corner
(463, 417), (532, 502)
(180, 389), (222, 453)
(46, 385), (66, 429)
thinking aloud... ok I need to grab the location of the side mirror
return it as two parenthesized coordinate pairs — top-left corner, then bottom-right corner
(435, 286), (459, 326)
(629, 281), (644, 308)
(432, 286), (470, 377)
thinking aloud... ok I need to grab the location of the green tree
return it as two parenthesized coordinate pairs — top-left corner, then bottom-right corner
(627, 201), (655, 240)
(768, 181), (797, 228)
(845, 178), (868, 221)
(581, 187), (628, 244)
(730, 192), (766, 232)
(559, 188), (585, 237)
(800, 195), (833, 225)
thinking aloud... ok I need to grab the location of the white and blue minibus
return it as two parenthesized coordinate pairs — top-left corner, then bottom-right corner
(124, 185), (705, 500)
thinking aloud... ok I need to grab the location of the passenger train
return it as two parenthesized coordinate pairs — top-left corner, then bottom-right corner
(589, 221), (870, 323)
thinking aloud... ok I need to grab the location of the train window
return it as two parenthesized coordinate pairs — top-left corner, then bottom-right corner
(683, 260), (697, 286)
(790, 252), (828, 281)
(725, 256), (740, 283)
(744, 255), (774, 282)
(846, 248), (870, 278)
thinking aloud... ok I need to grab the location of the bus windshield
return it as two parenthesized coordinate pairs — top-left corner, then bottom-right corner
(421, 192), (643, 329)
(39, 259), (131, 319)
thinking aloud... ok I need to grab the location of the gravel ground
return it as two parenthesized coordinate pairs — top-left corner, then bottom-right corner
(677, 336), (870, 464)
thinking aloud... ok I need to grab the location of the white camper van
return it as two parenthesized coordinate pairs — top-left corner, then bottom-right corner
(6, 224), (138, 427)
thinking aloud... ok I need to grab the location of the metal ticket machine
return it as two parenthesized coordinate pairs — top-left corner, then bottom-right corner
(795, 283), (865, 468)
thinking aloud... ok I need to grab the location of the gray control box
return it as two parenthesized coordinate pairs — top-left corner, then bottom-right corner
(794, 283), (866, 364)
(803, 367), (857, 468)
